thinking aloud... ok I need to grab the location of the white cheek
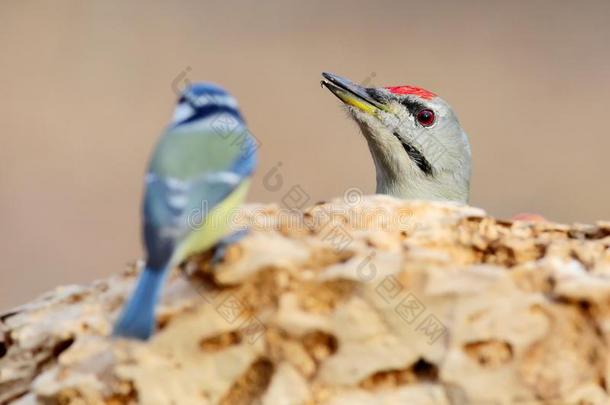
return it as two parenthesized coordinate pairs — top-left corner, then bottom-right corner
(385, 113), (410, 132)
(171, 103), (195, 124)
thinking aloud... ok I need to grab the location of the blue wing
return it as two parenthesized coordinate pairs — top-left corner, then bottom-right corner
(142, 170), (249, 269)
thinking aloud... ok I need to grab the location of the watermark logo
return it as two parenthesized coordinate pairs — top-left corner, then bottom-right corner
(394, 293), (425, 324)
(171, 66), (193, 97)
(210, 113), (241, 138)
(375, 275), (404, 303)
(356, 252), (377, 282)
(187, 200), (209, 230)
(415, 314), (447, 344)
(281, 185), (311, 210)
(216, 294), (246, 324)
(321, 224), (353, 252)
(344, 187), (363, 206)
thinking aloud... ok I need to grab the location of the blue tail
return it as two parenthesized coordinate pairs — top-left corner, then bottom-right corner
(113, 266), (167, 340)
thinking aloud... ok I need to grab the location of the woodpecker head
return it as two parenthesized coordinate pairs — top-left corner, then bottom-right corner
(321, 72), (471, 203)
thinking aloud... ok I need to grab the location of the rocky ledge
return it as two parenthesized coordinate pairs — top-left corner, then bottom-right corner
(1, 196), (610, 404)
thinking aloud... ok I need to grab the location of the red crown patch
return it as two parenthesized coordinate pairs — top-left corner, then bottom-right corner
(384, 86), (436, 100)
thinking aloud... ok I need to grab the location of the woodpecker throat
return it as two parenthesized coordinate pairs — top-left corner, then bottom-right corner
(321, 72), (471, 203)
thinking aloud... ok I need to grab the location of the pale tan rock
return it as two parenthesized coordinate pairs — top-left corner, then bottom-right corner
(1, 196), (609, 404)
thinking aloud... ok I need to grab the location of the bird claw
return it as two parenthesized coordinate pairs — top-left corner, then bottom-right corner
(211, 228), (249, 264)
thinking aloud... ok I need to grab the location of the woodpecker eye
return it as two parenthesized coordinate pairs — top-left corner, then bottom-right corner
(416, 109), (435, 127)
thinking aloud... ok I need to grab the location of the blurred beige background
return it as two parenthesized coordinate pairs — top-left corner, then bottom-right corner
(1, 0), (609, 310)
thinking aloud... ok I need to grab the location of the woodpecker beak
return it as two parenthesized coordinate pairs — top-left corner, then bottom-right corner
(321, 72), (387, 115)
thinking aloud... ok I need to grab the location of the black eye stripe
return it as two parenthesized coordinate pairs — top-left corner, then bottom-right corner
(400, 99), (427, 115)
(177, 95), (198, 109)
(393, 131), (434, 176)
(365, 89), (429, 116)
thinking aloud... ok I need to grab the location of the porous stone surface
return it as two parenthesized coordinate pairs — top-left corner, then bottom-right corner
(1, 196), (610, 404)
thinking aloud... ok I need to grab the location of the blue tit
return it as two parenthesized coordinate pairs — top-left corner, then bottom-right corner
(113, 83), (257, 340)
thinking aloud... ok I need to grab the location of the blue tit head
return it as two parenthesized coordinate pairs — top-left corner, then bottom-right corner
(171, 83), (244, 127)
